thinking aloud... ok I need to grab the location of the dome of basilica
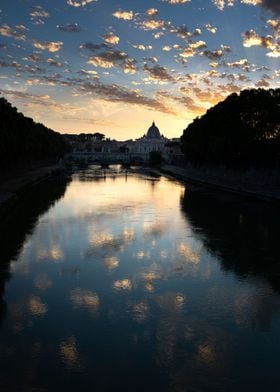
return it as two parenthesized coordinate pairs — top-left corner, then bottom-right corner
(146, 121), (161, 139)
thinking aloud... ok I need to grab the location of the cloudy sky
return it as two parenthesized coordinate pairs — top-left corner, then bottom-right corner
(0, 0), (279, 139)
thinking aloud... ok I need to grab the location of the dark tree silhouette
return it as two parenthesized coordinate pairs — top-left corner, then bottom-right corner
(93, 132), (105, 140)
(149, 150), (164, 166)
(0, 97), (67, 171)
(181, 88), (280, 168)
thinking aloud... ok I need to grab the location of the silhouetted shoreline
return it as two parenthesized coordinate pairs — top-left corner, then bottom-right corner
(0, 163), (67, 219)
(160, 164), (280, 203)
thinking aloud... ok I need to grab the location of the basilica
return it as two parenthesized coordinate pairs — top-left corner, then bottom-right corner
(126, 121), (169, 154)
(67, 121), (182, 161)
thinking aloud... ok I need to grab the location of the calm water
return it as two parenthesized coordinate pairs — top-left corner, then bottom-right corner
(0, 166), (280, 392)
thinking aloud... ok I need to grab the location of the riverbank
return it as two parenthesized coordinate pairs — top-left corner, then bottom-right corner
(161, 164), (280, 202)
(0, 163), (66, 218)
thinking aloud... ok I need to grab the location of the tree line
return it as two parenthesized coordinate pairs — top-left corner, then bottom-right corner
(0, 97), (67, 171)
(181, 88), (280, 168)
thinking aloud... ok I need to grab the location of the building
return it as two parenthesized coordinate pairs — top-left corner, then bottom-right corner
(65, 121), (183, 163)
(126, 121), (169, 154)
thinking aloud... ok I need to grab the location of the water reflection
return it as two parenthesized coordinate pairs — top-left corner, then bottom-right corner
(181, 188), (280, 291)
(113, 279), (133, 290)
(59, 336), (82, 369)
(28, 295), (48, 317)
(70, 288), (99, 313)
(0, 174), (70, 326)
(0, 168), (280, 392)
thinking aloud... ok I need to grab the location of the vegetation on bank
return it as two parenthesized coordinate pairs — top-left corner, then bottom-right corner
(181, 88), (280, 168)
(0, 97), (67, 171)
(149, 150), (164, 166)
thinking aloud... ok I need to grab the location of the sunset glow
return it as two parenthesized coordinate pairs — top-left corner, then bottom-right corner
(0, 0), (279, 139)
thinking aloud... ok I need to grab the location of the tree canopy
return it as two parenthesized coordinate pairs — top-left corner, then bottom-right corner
(181, 88), (280, 168)
(0, 97), (67, 170)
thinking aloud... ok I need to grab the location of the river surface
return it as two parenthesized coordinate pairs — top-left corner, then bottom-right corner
(0, 166), (280, 392)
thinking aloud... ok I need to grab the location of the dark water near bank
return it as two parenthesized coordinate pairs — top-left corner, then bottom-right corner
(0, 166), (280, 392)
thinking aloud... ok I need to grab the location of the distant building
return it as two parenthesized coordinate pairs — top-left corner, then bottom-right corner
(64, 122), (183, 163)
(126, 121), (169, 154)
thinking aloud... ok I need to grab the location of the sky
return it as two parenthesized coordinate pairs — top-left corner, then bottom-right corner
(0, 0), (279, 140)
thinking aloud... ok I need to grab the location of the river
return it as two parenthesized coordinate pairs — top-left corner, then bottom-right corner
(0, 165), (279, 392)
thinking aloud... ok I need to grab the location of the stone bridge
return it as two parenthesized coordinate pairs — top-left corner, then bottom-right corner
(67, 151), (152, 165)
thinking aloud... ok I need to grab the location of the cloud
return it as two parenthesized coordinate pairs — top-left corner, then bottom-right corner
(0, 24), (27, 40)
(243, 30), (273, 47)
(75, 81), (175, 114)
(0, 89), (53, 104)
(123, 59), (137, 74)
(112, 9), (134, 20)
(34, 41), (63, 52)
(157, 90), (204, 114)
(179, 40), (206, 58)
(57, 23), (82, 32)
(47, 58), (64, 67)
(77, 69), (98, 76)
(175, 25), (201, 40)
(25, 64), (45, 74)
(132, 44), (152, 50)
(141, 19), (168, 30)
(81, 41), (137, 73)
(203, 45), (231, 60)
(224, 58), (251, 71)
(266, 47), (280, 57)
(212, 0), (279, 15)
(30, 6), (50, 18)
(87, 49), (127, 68)
(267, 19), (280, 38)
(241, 0), (261, 4)
(203, 49), (224, 60)
(29, 5), (50, 25)
(80, 42), (109, 51)
(143, 56), (158, 63)
(162, 45), (172, 51)
(23, 54), (42, 62)
(146, 8), (159, 16)
(255, 78), (270, 87)
(7, 61), (22, 71)
(102, 32), (120, 45)
(87, 56), (115, 68)
(144, 64), (175, 83)
(243, 29), (280, 56)
(67, 0), (96, 7)
(205, 24), (218, 33)
(161, 0), (191, 3)
(212, 0), (234, 10)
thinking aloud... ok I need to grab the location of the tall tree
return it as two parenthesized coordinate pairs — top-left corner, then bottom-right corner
(181, 88), (280, 168)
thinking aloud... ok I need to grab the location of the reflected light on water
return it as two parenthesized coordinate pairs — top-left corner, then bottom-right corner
(28, 296), (48, 317)
(34, 274), (53, 291)
(104, 256), (119, 270)
(141, 271), (162, 282)
(89, 232), (114, 247)
(1, 168), (280, 392)
(145, 282), (156, 292)
(132, 302), (149, 322)
(70, 288), (100, 312)
(178, 242), (201, 264)
(37, 243), (64, 262)
(59, 336), (81, 369)
(122, 227), (135, 243)
(174, 294), (186, 308)
(113, 279), (132, 290)
(197, 342), (219, 366)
